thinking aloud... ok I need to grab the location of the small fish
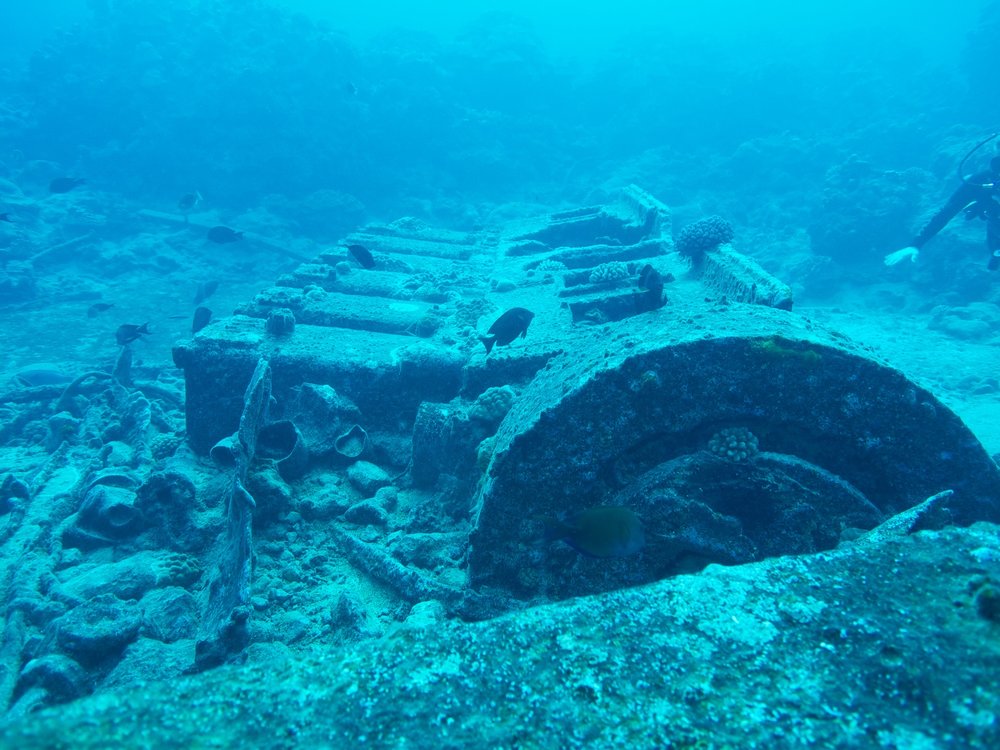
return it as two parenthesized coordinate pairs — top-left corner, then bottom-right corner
(637, 264), (667, 311)
(87, 302), (115, 318)
(115, 323), (150, 345)
(480, 307), (534, 355)
(207, 226), (243, 243)
(178, 191), (202, 211)
(542, 506), (645, 559)
(49, 177), (86, 194)
(638, 264), (663, 291)
(0, 212), (11, 223)
(192, 306), (212, 334)
(346, 243), (376, 269)
(194, 280), (219, 305)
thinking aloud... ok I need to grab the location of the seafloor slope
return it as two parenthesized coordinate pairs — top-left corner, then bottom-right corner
(1, 519), (998, 748)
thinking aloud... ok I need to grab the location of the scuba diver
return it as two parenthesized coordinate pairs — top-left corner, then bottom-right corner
(885, 153), (1000, 271)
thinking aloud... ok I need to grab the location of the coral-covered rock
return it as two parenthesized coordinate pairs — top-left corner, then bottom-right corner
(246, 466), (293, 526)
(389, 531), (467, 572)
(327, 593), (370, 639)
(135, 471), (198, 550)
(809, 157), (929, 265)
(298, 487), (350, 521)
(15, 655), (91, 707)
(141, 587), (199, 643)
(347, 461), (392, 496)
(928, 303), (1000, 341)
(55, 594), (142, 667)
(344, 500), (389, 527)
(467, 386), (516, 429)
(104, 638), (194, 691)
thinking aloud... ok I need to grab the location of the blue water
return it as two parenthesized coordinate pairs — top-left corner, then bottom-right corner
(2, 0), (994, 217)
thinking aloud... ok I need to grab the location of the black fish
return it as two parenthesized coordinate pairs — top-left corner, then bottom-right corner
(346, 243), (375, 269)
(542, 506), (645, 558)
(116, 323), (150, 345)
(636, 264), (667, 311)
(0, 213), (10, 223)
(207, 226), (243, 243)
(480, 307), (534, 355)
(192, 306), (212, 334)
(194, 280), (219, 305)
(178, 191), (202, 211)
(638, 264), (662, 290)
(49, 177), (86, 194)
(87, 302), (115, 318)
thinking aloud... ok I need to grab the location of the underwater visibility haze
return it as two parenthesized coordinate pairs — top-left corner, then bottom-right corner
(0, 0), (999, 746)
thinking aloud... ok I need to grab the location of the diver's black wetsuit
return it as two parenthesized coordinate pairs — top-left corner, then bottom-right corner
(911, 167), (1000, 269)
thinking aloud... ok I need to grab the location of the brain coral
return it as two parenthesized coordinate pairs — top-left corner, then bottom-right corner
(675, 216), (735, 260)
(588, 261), (631, 285)
(468, 386), (516, 427)
(536, 259), (568, 273)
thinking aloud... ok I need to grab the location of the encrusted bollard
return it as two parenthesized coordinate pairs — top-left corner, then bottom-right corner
(265, 308), (296, 336)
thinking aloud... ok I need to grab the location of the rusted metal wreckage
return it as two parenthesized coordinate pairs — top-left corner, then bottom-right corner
(173, 185), (1000, 656)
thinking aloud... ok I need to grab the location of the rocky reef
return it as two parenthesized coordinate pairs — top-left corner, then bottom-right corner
(0, 186), (997, 744)
(2, 521), (998, 748)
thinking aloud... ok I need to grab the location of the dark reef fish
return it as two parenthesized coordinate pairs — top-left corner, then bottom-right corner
(345, 243), (376, 269)
(87, 302), (115, 318)
(0, 212), (11, 223)
(481, 307), (534, 355)
(192, 306), (212, 334)
(116, 323), (150, 345)
(542, 506), (645, 558)
(638, 264), (663, 292)
(194, 280), (219, 305)
(207, 226), (243, 243)
(178, 191), (202, 211)
(49, 177), (86, 194)
(636, 263), (667, 311)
